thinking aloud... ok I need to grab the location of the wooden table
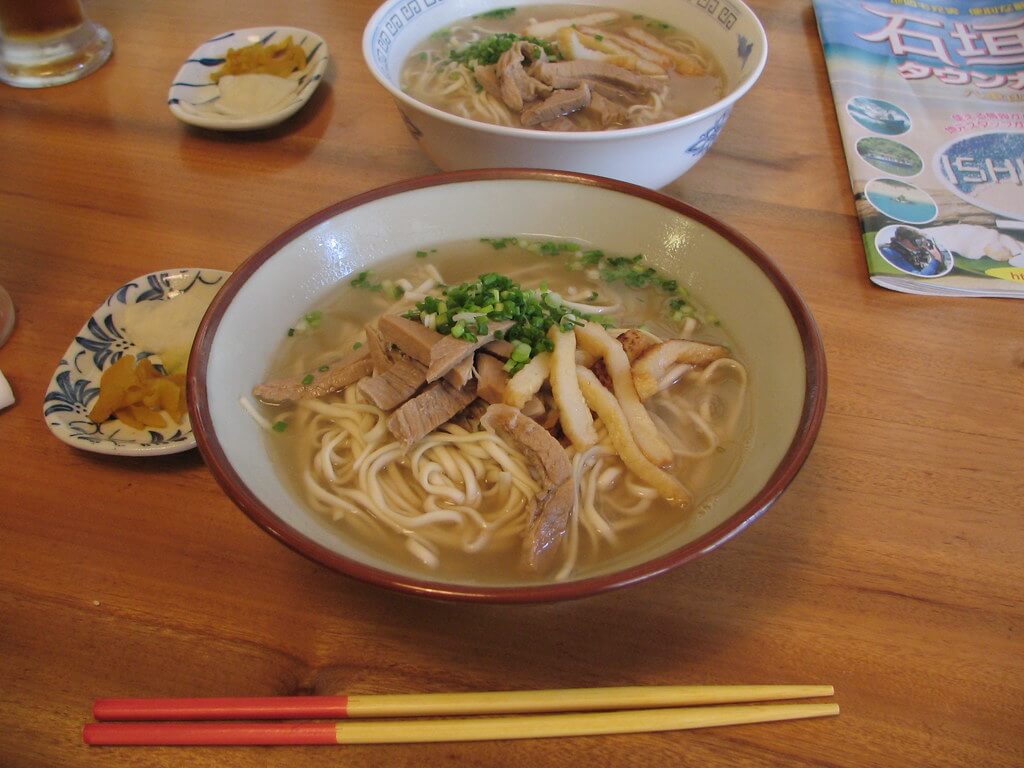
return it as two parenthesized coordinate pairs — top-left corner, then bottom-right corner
(2, 1), (1021, 765)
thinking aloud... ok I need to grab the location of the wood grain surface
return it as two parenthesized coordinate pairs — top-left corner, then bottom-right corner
(1, 1), (1021, 766)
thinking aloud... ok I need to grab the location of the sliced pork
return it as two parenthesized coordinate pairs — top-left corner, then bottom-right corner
(358, 356), (427, 411)
(443, 354), (475, 389)
(480, 403), (574, 572)
(378, 314), (511, 384)
(253, 347), (372, 404)
(475, 353), (509, 404)
(423, 321), (512, 382)
(386, 380), (478, 445)
(377, 314), (444, 366)
(495, 40), (552, 111)
(585, 90), (629, 128)
(521, 83), (591, 127)
(531, 59), (663, 92)
(473, 64), (503, 101)
(364, 323), (394, 373)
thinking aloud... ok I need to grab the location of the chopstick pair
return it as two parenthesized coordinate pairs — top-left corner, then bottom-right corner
(84, 685), (838, 746)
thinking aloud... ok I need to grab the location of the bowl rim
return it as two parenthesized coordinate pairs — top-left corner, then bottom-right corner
(188, 168), (827, 603)
(361, 0), (768, 142)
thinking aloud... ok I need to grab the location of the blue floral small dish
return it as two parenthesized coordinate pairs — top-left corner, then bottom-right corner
(44, 268), (230, 456)
(168, 26), (329, 131)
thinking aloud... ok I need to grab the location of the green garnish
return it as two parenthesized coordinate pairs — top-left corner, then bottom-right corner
(304, 310), (323, 328)
(416, 250), (429, 258)
(448, 32), (560, 68)
(302, 374), (315, 385)
(595, 254), (679, 293)
(403, 273), (600, 373)
(351, 271), (403, 299)
(318, 365), (330, 372)
(287, 328), (295, 337)
(353, 342), (363, 350)
(481, 236), (518, 249)
(473, 7), (516, 19)
(480, 237), (706, 327)
(273, 421), (288, 433)
(351, 271), (383, 291)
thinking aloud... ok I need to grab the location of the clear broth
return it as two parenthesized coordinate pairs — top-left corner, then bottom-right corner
(401, 4), (725, 132)
(260, 240), (750, 583)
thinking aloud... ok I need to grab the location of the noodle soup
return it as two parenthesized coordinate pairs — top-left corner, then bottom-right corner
(254, 239), (749, 584)
(400, 5), (724, 131)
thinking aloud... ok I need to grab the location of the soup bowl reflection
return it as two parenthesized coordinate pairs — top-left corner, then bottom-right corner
(188, 170), (825, 603)
(362, 0), (767, 188)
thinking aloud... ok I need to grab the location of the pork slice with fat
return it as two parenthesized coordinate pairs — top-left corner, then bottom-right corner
(357, 355), (427, 411)
(521, 83), (591, 127)
(253, 347), (372, 404)
(496, 40), (552, 111)
(424, 320), (513, 382)
(386, 380), (478, 445)
(531, 59), (664, 92)
(475, 353), (510, 405)
(377, 314), (446, 366)
(480, 403), (574, 572)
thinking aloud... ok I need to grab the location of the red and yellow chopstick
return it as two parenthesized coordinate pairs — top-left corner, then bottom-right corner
(84, 702), (839, 746)
(92, 684), (834, 721)
(84, 685), (838, 746)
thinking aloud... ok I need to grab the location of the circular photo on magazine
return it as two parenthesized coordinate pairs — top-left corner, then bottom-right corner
(874, 224), (953, 277)
(847, 96), (911, 135)
(865, 178), (938, 224)
(857, 137), (923, 177)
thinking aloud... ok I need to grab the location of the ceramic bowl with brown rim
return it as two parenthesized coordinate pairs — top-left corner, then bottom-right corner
(188, 170), (826, 603)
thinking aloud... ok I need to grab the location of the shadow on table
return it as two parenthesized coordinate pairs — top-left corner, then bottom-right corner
(174, 80), (335, 173)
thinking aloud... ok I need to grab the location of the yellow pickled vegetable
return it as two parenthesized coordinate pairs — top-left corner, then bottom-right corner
(211, 36), (306, 82)
(89, 355), (187, 429)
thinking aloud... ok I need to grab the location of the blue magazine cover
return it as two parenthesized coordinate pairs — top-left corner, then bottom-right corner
(813, 0), (1024, 297)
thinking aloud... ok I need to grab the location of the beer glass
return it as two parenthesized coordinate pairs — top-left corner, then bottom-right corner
(0, 0), (112, 88)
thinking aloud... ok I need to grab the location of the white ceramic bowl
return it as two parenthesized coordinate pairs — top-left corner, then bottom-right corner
(362, 0), (767, 188)
(189, 170), (825, 602)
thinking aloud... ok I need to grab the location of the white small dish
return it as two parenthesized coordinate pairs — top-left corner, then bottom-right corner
(44, 268), (230, 456)
(168, 26), (329, 131)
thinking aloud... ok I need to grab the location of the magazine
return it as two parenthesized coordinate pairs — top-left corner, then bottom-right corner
(813, 0), (1024, 298)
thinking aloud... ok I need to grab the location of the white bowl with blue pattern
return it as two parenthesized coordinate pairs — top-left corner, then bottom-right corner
(363, 0), (767, 188)
(44, 268), (230, 456)
(168, 27), (329, 131)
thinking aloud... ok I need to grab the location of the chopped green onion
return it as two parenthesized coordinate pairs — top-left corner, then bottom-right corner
(272, 421), (288, 433)
(318, 365), (330, 372)
(511, 343), (532, 362)
(449, 33), (559, 68)
(301, 374), (315, 385)
(473, 7), (516, 19)
(351, 271), (384, 292)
